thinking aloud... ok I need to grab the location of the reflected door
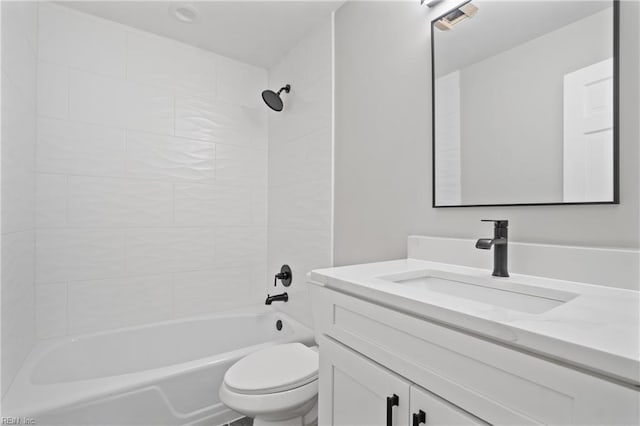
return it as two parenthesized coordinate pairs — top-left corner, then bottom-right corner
(563, 58), (614, 202)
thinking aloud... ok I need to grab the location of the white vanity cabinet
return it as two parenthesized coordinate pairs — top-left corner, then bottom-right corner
(319, 335), (410, 426)
(310, 284), (640, 426)
(320, 335), (486, 425)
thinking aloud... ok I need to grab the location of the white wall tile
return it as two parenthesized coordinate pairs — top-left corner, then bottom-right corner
(173, 268), (261, 317)
(267, 228), (332, 293)
(65, 9), (126, 78)
(173, 47), (217, 96)
(1, 152), (35, 234)
(126, 131), (215, 183)
(1, 1), (37, 56)
(174, 183), (253, 227)
(68, 275), (172, 334)
(36, 173), (67, 228)
(37, 118), (125, 176)
(68, 70), (124, 127)
(268, 76), (331, 144)
(213, 227), (267, 269)
(266, 18), (333, 327)
(270, 19), (332, 91)
(33, 5), (270, 340)
(1, 2), (37, 100)
(36, 284), (68, 339)
(125, 228), (216, 275)
(2, 77), (36, 234)
(1, 231), (36, 394)
(216, 144), (267, 185)
(126, 30), (181, 89)
(2, 231), (36, 311)
(38, 3), (126, 77)
(175, 95), (267, 148)
(217, 56), (267, 108)
(38, 3), (71, 65)
(2, 1), (37, 394)
(67, 176), (173, 227)
(251, 186), (268, 228)
(127, 30), (217, 96)
(37, 61), (68, 120)
(122, 81), (174, 135)
(269, 179), (331, 231)
(36, 229), (125, 284)
(268, 129), (332, 186)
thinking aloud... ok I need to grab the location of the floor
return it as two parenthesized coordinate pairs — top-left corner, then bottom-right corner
(223, 417), (253, 426)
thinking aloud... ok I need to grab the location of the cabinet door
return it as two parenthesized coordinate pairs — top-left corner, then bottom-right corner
(318, 336), (410, 426)
(409, 385), (486, 426)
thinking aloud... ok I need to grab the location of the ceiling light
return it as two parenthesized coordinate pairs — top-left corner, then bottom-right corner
(169, 4), (199, 24)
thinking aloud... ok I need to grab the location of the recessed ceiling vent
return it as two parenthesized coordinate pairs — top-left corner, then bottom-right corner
(169, 3), (199, 24)
(435, 2), (478, 31)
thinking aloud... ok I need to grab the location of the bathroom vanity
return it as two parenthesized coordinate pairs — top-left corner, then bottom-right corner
(308, 242), (639, 425)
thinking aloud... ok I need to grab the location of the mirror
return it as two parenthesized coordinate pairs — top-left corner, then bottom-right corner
(431, 0), (618, 207)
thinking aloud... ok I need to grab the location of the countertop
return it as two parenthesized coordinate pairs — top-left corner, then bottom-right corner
(308, 259), (640, 387)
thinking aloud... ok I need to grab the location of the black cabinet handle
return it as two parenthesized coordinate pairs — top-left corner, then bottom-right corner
(412, 410), (426, 426)
(386, 394), (399, 426)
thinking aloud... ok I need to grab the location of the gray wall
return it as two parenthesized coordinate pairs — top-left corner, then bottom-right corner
(459, 8), (612, 205)
(333, 0), (639, 267)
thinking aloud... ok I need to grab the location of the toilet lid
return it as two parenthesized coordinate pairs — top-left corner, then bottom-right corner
(224, 343), (319, 394)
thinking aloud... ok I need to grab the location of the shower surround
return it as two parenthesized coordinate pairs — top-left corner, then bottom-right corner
(34, 3), (269, 339)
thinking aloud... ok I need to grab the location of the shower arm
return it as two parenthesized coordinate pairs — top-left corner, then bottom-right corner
(276, 84), (291, 95)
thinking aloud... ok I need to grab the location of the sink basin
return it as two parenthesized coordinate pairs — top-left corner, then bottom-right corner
(378, 270), (578, 314)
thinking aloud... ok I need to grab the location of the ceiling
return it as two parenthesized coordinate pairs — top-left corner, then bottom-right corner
(434, 0), (613, 76)
(58, 1), (344, 69)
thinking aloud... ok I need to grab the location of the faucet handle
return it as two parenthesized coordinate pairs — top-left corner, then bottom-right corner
(481, 219), (508, 228)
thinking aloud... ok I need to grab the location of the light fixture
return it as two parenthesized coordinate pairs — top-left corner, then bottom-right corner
(421, 0), (445, 6)
(434, 2), (478, 31)
(169, 3), (199, 24)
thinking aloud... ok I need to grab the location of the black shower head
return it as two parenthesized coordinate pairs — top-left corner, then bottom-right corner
(261, 84), (290, 112)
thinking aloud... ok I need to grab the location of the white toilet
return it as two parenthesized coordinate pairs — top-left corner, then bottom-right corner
(219, 343), (319, 426)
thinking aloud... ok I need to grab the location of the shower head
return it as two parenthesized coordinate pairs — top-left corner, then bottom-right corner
(261, 84), (290, 112)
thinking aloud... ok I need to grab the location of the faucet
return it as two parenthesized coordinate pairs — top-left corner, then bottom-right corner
(266, 265), (292, 304)
(265, 292), (288, 305)
(475, 219), (509, 277)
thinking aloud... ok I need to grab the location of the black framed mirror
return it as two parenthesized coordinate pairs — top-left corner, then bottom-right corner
(431, 0), (619, 207)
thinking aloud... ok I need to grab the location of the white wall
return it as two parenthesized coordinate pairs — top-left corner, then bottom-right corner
(333, 1), (639, 288)
(267, 18), (333, 327)
(34, 3), (269, 338)
(1, 1), (38, 396)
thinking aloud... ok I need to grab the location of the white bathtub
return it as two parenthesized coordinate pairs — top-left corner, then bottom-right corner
(3, 307), (314, 425)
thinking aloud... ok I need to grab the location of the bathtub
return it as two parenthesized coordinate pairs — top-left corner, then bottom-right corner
(3, 307), (314, 425)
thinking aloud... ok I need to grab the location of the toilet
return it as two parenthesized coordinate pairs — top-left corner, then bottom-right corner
(219, 343), (319, 426)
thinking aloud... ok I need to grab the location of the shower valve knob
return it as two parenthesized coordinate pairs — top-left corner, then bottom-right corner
(274, 264), (292, 287)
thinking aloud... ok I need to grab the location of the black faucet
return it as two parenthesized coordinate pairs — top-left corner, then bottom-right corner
(475, 219), (509, 277)
(266, 265), (292, 304)
(265, 292), (288, 305)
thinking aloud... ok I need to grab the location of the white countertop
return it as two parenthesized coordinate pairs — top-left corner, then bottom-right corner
(308, 259), (640, 387)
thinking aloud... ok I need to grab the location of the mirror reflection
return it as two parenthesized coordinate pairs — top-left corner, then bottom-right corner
(432, 0), (617, 207)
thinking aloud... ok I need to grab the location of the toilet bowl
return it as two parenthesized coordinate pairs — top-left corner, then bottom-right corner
(219, 343), (319, 426)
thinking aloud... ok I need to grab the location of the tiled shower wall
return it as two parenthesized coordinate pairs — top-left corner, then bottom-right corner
(1, 1), (38, 395)
(35, 3), (268, 338)
(267, 18), (333, 327)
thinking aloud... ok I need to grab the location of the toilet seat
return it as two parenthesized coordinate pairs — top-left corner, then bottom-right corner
(224, 343), (319, 395)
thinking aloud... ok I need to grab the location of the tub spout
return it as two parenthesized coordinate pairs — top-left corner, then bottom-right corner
(265, 292), (288, 305)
